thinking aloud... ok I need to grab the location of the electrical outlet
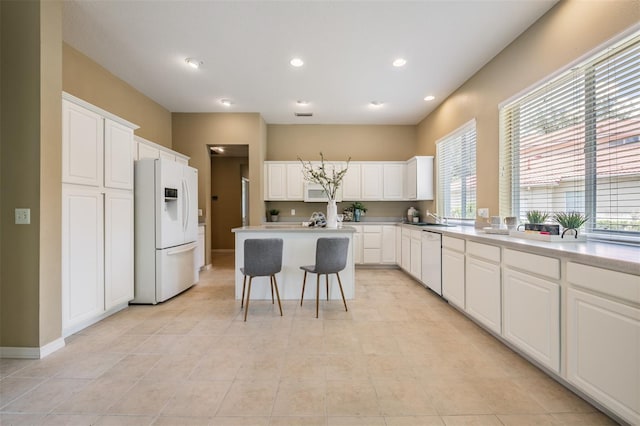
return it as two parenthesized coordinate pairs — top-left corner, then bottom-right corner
(290, 209), (296, 216)
(477, 208), (489, 218)
(15, 208), (30, 225)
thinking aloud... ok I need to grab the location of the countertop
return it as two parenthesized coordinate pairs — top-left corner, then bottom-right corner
(399, 223), (640, 276)
(232, 225), (357, 233)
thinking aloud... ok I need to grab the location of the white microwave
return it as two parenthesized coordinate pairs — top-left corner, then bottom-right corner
(304, 183), (342, 202)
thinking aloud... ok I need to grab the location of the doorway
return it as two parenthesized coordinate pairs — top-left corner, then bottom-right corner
(209, 145), (249, 252)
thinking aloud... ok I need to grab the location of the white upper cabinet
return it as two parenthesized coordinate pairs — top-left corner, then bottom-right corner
(62, 100), (104, 187)
(264, 163), (288, 200)
(406, 156), (434, 200)
(104, 119), (134, 190)
(383, 163), (405, 200)
(342, 163), (362, 201)
(286, 163), (304, 200)
(361, 163), (384, 200)
(137, 140), (161, 160)
(135, 135), (190, 164)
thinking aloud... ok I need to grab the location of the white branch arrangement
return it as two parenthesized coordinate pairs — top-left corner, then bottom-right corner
(298, 152), (351, 200)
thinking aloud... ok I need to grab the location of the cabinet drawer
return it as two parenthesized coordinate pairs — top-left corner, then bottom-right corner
(363, 248), (381, 264)
(466, 241), (500, 263)
(410, 229), (422, 240)
(503, 249), (559, 280)
(350, 225), (363, 233)
(567, 262), (639, 305)
(443, 236), (465, 252)
(362, 225), (382, 233)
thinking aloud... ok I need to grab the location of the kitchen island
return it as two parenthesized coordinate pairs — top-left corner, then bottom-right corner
(232, 225), (356, 300)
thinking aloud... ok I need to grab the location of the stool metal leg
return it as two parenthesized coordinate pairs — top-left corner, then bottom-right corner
(336, 272), (348, 312)
(316, 274), (320, 318)
(300, 271), (307, 306)
(270, 278), (275, 304)
(272, 275), (283, 316)
(326, 274), (329, 301)
(241, 275), (247, 308)
(244, 276), (253, 322)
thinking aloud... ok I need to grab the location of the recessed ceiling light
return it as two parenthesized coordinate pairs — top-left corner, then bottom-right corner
(290, 57), (304, 67)
(424, 95), (435, 101)
(369, 101), (384, 108)
(220, 99), (233, 107)
(393, 58), (407, 67)
(296, 100), (309, 106)
(185, 58), (203, 69)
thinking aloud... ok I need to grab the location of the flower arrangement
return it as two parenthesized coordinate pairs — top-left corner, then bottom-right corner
(298, 152), (350, 200)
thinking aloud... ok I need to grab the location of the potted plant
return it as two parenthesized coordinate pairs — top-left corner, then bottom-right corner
(299, 152), (351, 228)
(554, 211), (588, 238)
(269, 209), (280, 222)
(349, 201), (367, 222)
(412, 210), (420, 223)
(522, 210), (550, 231)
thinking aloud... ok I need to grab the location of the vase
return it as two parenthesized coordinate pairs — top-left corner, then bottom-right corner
(326, 200), (338, 228)
(354, 208), (361, 222)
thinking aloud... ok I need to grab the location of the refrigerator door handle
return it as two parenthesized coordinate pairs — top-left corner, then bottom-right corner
(166, 242), (197, 256)
(182, 178), (189, 233)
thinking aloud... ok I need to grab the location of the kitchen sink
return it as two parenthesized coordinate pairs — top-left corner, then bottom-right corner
(407, 222), (453, 227)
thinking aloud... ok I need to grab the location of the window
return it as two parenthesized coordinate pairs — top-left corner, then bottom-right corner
(500, 32), (640, 241)
(437, 120), (477, 222)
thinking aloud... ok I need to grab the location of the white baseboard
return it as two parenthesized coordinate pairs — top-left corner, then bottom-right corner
(1, 337), (65, 359)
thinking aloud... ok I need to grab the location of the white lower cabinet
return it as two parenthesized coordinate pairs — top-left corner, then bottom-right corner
(363, 226), (382, 264)
(381, 225), (396, 264)
(62, 187), (105, 329)
(409, 230), (422, 280)
(401, 228), (411, 272)
(503, 267), (560, 373)
(442, 237), (465, 309)
(566, 262), (640, 425)
(104, 191), (134, 309)
(465, 256), (501, 334)
(352, 226), (363, 265)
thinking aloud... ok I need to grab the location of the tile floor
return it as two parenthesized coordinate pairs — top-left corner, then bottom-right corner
(0, 253), (617, 426)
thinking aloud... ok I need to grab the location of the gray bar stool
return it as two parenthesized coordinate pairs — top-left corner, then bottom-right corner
(240, 238), (283, 322)
(300, 237), (349, 318)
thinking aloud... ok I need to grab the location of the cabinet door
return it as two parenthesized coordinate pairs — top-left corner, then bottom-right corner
(138, 142), (160, 160)
(383, 163), (405, 200)
(567, 288), (640, 425)
(395, 227), (402, 266)
(401, 234), (411, 272)
(62, 188), (104, 330)
(264, 163), (287, 200)
(196, 225), (206, 269)
(442, 248), (465, 309)
(342, 163), (361, 201)
(503, 268), (560, 373)
(361, 163), (383, 200)
(381, 226), (396, 264)
(410, 236), (422, 280)
(104, 119), (134, 190)
(104, 191), (134, 309)
(286, 163), (304, 200)
(466, 257), (501, 334)
(62, 100), (103, 187)
(353, 232), (363, 265)
(405, 159), (417, 199)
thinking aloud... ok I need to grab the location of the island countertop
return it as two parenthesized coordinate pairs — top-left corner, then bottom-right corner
(233, 225), (357, 233)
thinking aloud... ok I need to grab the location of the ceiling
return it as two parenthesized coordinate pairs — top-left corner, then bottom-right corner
(62, 0), (557, 125)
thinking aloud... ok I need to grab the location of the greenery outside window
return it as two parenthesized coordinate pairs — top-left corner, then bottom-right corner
(437, 120), (477, 223)
(499, 32), (640, 242)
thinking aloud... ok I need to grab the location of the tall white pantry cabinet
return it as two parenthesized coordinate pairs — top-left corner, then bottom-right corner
(61, 93), (138, 336)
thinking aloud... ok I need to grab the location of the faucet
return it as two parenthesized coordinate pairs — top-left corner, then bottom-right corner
(426, 211), (447, 224)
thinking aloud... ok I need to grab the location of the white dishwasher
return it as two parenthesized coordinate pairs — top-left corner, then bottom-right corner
(421, 231), (442, 295)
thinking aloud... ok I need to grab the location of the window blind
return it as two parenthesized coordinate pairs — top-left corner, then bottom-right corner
(437, 120), (477, 221)
(499, 32), (640, 240)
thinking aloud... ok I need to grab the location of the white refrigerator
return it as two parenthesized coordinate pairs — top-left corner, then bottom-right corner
(133, 158), (199, 304)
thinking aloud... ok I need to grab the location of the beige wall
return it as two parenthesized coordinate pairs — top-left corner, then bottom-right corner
(172, 113), (266, 262)
(267, 125), (416, 161)
(416, 0), (640, 220)
(0, 0), (62, 348)
(211, 156), (248, 249)
(63, 43), (172, 148)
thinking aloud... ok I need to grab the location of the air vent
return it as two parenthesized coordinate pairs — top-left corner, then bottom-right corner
(294, 112), (313, 117)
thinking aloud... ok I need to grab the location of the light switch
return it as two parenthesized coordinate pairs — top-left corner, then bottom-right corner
(15, 208), (30, 225)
